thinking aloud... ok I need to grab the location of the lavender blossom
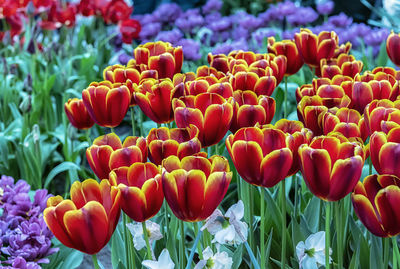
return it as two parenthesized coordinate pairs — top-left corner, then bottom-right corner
(118, 53), (131, 65)
(328, 13), (353, 27)
(175, 9), (204, 33)
(287, 7), (318, 26)
(202, 0), (223, 14)
(156, 29), (183, 45)
(153, 3), (182, 23)
(252, 28), (277, 47)
(139, 22), (162, 40)
(177, 39), (202, 61)
(316, 1), (334, 15)
(208, 17), (232, 32)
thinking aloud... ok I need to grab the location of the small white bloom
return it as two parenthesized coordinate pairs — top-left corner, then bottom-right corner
(142, 249), (175, 269)
(202, 200), (248, 245)
(194, 247), (233, 269)
(296, 231), (332, 269)
(126, 221), (163, 251)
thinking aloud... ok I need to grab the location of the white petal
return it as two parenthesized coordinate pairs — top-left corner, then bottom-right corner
(194, 260), (207, 269)
(296, 241), (306, 261)
(132, 234), (146, 250)
(202, 246), (214, 260)
(201, 209), (224, 232)
(157, 249), (175, 269)
(142, 260), (160, 269)
(214, 226), (236, 245)
(305, 231), (325, 251)
(226, 200), (244, 220)
(314, 250), (326, 266)
(213, 251), (233, 269)
(301, 256), (318, 269)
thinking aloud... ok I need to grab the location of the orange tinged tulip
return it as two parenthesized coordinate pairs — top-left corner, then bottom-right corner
(267, 37), (304, 76)
(109, 162), (163, 222)
(226, 127), (293, 187)
(64, 98), (94, 129)
(386, 32), (400, 67)
(173, 92), (233, 147)
(230, 90), (275, 133)
(82, 81), (130, 128)
(147, 125), (204, 165)
(103, 64), (140, 84)
(134, 41), (183, 79)
(298, 135), (364, 201)
(320, 54), (363, 79)
(86, 133), (147, 180)
(44, 179), (121, 254)
(352, 174), (400, 237)
(161, 155), (232, 222)
(295, 28), (338, 68)
(364, 99), (400, 135)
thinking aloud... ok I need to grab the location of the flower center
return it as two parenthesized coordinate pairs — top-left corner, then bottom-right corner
(305, 248), (315, 257)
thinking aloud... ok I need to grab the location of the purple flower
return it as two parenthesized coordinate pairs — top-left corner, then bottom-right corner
(118, 53), (131, 65)
(202, 0), (223, 14)
(9, 257), (41, 269)
(153, 3), (182, 23)
(208, 17), (232, 32)
(258, 6), (280, 25)
(238, 13), (263, 30)
(277, 1), (297, 17)
(232, 26), (249, 41)
(156, 29), (183, 45)
(177, 39), (202, 61)
(139, 22), (162, 40)
(287, 7), (318, 26)
(175, 9), (204, 33)
(328, 12), (353, 27)
(212, 39), (249, 55)
(364, 28), (390, 47)
(317, 1), (334, 15)
(138, 14), (159, 24)
(252, 28), (277, 47)
(205, 12), (222, 23)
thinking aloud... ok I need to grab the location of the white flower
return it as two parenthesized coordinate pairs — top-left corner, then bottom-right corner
(194, 247), (233, 269)
(296, 231), (332, 269)
(142, 249), (175, 269)
(202, 200), (248, 245)
(126, 221), (163, 251)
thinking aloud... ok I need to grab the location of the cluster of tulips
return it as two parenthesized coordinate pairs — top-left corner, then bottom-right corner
(47, 28), (400, 268)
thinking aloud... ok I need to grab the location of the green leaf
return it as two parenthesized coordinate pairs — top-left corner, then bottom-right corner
(376, 41), (388, 67)
(111, 223), (127, 269)
(231, 244), (243, 269)
(44, 162), (80, 189)
(304, 196), (321, 233)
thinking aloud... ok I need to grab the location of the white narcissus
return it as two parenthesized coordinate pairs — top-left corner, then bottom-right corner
(142, 249), (174, 269)
(201, 200), (248, 245)
(126, 220), (163, 251)
(194, 246), (233, 269)
(296, 231), (332, 269)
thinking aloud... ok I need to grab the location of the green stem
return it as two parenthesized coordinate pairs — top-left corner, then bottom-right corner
(249, 185), (255, 254)
(394, 237), (400, 269)
(260, 188), (266, 269)
(325, 202), (331, 269)
(92, 254), (100, 269)
(284, 76), (288, 118)
(111, 127), (115, 133)
(194, 222), (203, 260)
(214, 144), (219, 156)
(244, 241), (261, 269)
(185, 223), (203, 269)
(369, 157), (372, 175)
(86, 129), (91, 145)
(138, 109), (144, 136)
(142, 221), (153, 259)
(130, 107), (136, 136)
(335, 201), (343, 269)
(281, 180), (286, 269)
(123, 214), (130, 269)
(163, 201), (169, 240)
(384, 237), (390, 269)
(293, 174), (298, 219)
(179, 220), (186, 269)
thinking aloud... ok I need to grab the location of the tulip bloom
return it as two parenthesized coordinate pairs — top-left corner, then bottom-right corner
(230, 90), (276, 133)
(352, 174), (400, 237)
(386, 32), (400, 67)
(102, 0), (132, 24)
(364, 99), (400, 135)
(134, 78), (182, 124)
(119, 19), (141, 44)
(320, 107), (368, 141)
(86, 133), (147, 180)
(295, 29), (338, 68)
(162, 155), (232, 222)
(109, 162), (163, 222)
(297, 96), (328, 136)
(134, 41), (183, 79)
(207, 53), (229, 74)
(267, 37), (304, 76)
(370, 127), (400, 177)
(103, 64), (140, 84)
(173, 93), (233, 147)
(184, 80), (233, 99)
(230, 71), (277, 96)
(44, 179), (121, 254)
(147, 125), (204, 165)
(64, 98), (94, 129)
(298, 135), (364, 201)
(226, 127), (293, 187)
(320, 54), (363, 79)
(264, 119), (313, 176)
(82, 81), (130, 128)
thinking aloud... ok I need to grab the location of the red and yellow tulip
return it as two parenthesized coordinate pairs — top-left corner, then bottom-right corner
(44, 179), (121, 254)
(64, 98), (94, 130)
(109, 162), (163, 222)
(267, 37), (304, 76)
(386, 31), (400, 67)
(161, 155), (232, 222)
(352, 174), (400, 237)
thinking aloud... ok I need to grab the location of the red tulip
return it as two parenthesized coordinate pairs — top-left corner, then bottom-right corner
(352, 174), (400, 237)
(386, 31), (400, 67)
(109, 162), (163, 222)
(86, 133), (147, 180)
(364, 99), (400, 135)
(147, 125), (204, 165)
(64, 98), (95, 130)
(298, 135), (364, 201)
(82, 81), (130, 128)
(44, 179), (121, 254)
(102, 0), (132, 24)
(320, 54), (363, 79)
(173, 92), (233, 147)
(226, 127), (293, 187)
(119, 19), (141, 44)
(268, 37), (304, 76)
(162, 155), (232, 222)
